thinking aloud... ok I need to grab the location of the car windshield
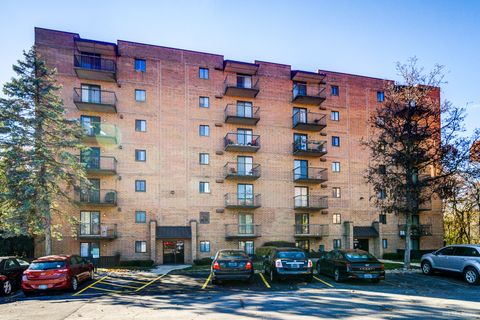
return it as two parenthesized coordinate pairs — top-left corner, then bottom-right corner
(218, 251), (248, 259)
(277, 251), (306, 259)
(344, 252), (375, 261)
(29, 261), (66, 270)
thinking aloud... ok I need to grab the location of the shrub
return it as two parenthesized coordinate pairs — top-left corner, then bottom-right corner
(118, 259), (154, 267)
(382, 253), (403, 261)
(255, 246), (276, 258)
(193, 257), (213, 265)
(262, 241), (296, 248)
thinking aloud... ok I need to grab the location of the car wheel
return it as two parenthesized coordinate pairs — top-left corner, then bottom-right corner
(270, 269), (276, 282)
(421, 261), (433, 275)
(334, 268), (342, 283)
(1, 280), (12, 296)
(464, 267), (480, 285)
(70, 277), (79, 292)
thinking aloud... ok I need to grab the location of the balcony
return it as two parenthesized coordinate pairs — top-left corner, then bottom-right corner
(224, 74), (259, 98)
(294, 224), (329, 238)
(224, 104), (260, 125)
(225, 193), (261, 209)
(74, 189), (117, 207)
(224, 133), (260, 152)
(74, 54), (116, 82)
(292, 111), (326, 131)
(294, 195), (328, 211)
(73, 88), (117, 113)
(293, 167), (327, 184)
(398, 224), (433, 238)
(292, 83), (326, 105)
(224, 162), (261, 181)
(78, 223), (117, 240)
(82, 122), (118, 145)
(225, 224), (261, 239)
(292, 140), (327, 157)
(80, 156), (117, 175)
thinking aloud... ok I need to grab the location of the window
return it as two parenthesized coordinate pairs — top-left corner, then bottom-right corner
(296, 240), (310, 250)
(379, 165), (386, 174)
(331, 85), (339, 96)
(199, 212), (210, 224)
(80, 115), (100, 136)
(333, 213), (341, 224)
(135, 149), (146, 162)
(333, 239), (342, 249)
(238, 184), (254, 205)
(332, 136), (340, 147)
(237, 74), (252, 89)
(80, 84), (101, 104)
(332, 162), (340, 172)
(379, 214), (387, 224)
(135, 241), (147, 253)
(239, 240), (254, 255)
(135, 59), (146, 72)
(331, 111), (340, 121)
(200, 241), (210, 252)
(437, 246), (455, 256)
(293, 159), (308, 180)
(135, 120), (146, 132)
(238, 213), (254, 234)
(135, 180), (146, 192)
(199, 68), (209, 79)
(199, 153), (209, 165)
(377, 91), (385, 102)
(80, 242), (99, 258)
(238, 156), (253, 176)
(454, 246), (480, 257)
(294, 186), (309, 207)
(199, 181), (210, 193)
(135, 211), (146, 223)
(199, 125), (210, 137)
(295, 213), (309, 234)
(199, 96), (209, 108)
(332, 187), (341, 198)
(378, 189), (386, 199)
(382, 239), (388, 249)
(135, 89), (146, 102)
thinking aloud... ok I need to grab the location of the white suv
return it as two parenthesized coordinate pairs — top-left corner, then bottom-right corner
(421, 245), (480, 285)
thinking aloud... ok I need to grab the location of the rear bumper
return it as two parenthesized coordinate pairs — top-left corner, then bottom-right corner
(212, 270), (253, 281)
(276, 268), (313, 278)
(21, 278), (71, 292)
(347, 271), (385, 280)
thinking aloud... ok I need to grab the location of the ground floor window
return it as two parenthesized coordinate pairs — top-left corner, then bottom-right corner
(239, 240), (254, 255)
(382, 239), (388, 249)
(80, 242), (100, 258)
(296, 240), (310, 251)
(411, 238), (420, 251)
(319, 244), (325, 252)
(200, 241), (210, 252)
(135, 241), (147, 253)
(333, 239), (342, 249)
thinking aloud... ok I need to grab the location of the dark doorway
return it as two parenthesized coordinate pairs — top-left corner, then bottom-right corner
(163, 240), (185, 264)
(355, 239), (369, 252)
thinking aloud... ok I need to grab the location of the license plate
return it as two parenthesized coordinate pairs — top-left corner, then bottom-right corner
(364, 274), (373, 279)
(38, 284), (48, 290)
(228, 262), (238, 267)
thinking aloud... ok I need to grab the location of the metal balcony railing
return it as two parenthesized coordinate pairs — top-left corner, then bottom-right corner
(74, 54), (116, 72)
(293, 167), (327, 183)
(73, 88), (117, 113)
(224, 104), (260, 125)
(78, 223), (117, 239)
(225, 193), (262, 208)
(294, 224), (329, 238)
(224, 133), (261, 152)
(225, 224), (262, 239)
(292, 139), (327, 156)
(398, 224), (433, 237)
(75, 189), (117, 206)
(292, 111), (327, 131)
(292, 83), (326, 105)
(79, 156), (117, 175)
(81, 122), (118, 144)
(224, 74), (260, 98)
(293, 195), (328, 210)
(224, 162), (261, 180)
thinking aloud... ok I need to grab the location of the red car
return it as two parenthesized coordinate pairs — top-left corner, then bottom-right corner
(22, 255), (94, 295)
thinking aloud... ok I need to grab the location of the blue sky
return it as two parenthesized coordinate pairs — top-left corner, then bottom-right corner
(1, 0), (478, 134)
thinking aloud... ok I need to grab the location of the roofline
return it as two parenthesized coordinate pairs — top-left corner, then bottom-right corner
(117, 39), (224, 58)
(317, 69), (391, 82)
(35, 27), (79, 37)
(75, 37), (117, 48)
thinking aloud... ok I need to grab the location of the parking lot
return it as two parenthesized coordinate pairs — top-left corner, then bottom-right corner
(2, 268), (480, 319)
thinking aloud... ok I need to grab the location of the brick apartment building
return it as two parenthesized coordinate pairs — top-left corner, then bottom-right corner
(34, 27), (443, 264)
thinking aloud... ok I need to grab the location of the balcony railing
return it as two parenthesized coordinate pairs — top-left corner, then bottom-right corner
(73, 88), (117, 113)
(224, 104), (260, 125)
(80, 156), (117, 175)
(294, 195), (328, 210)
(81, 122), (118, 144)
(225, 224), (262, 239)
(225, 193), (262, 209)
(74, 54), (116, 82)
(224, 162), (261, 180)
(78, 223), (117, 239)
(292, 83), (326, 105)
(292, 140), (327, 156)
(292, 111), (327, 131)
(75, 189), (117, 206)
(293, 167), (327, 183)
(224, 133), (261, 152)
(398, 224), (433, 238)
(294, 224), (329, 238)
(224, 74), (260, 98)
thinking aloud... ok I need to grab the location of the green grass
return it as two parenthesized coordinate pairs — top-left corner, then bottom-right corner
(382, 262), (421, 270)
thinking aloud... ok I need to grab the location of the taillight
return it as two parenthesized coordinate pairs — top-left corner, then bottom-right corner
(54, 268), (69, 276)
(346, 263), (352, 272)
(213, 261), (221, 270)
(22, 275), (28, 281)
(380, 264), (384, 271)
(245, 261), (252, 270)
(307, 260), (313, 268)
(275, 259), (283, 268)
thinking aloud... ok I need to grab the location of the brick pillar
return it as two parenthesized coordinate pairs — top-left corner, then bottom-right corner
(150, 220), (157, 263)
(190, 220), (198, 264)
(372, 221), (383, 258)
(342, 221), (354, 249)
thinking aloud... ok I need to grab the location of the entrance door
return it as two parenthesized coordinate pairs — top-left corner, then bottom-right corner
(163, 241), (185, 264)
(294, 133), (308, 151)
(295, 213), (310, 234)
(356, 239), (369, 252)
(294, 160), (308, 180)
(294, 186), (308, 207)
(80, 211), (100, 236)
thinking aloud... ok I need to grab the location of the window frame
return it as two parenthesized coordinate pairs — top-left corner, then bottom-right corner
(382, 239), (388, 249)
(135, 211), (147, 223)
(331, 85), (339, 96)
(199, 67), (209, 80)
(332, 187), (341, 198)
(333, 239), (342, 249)
(135, 119), (147, 132)
(200, 240), (211, 252)
(135, 89), (146, 102)
(135, 59), (146, 72)
(135, 180), (146, 192)
(199, 125), (210, 137)
(199, 153), (209, 165)
(379, 214), (387, 224)
(135, 241), (147, 253)
(199, 212), (210, 224)
(377, 91), (385, 102)
(199, 181), (210, 194)
(332, 136), (340, 147)
(332, 161), (340, 172)
(333, 213), (341, 224)
(135, 149), (147, 162)
(331, 111), (340, 121)
(199, 96), (210, 108)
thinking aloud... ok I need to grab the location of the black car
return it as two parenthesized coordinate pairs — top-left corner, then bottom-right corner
(211, 250), (254, 284)
(263, 247), (313, 282)
(0, 257), (30, 295)
(317, 249), (385, 283)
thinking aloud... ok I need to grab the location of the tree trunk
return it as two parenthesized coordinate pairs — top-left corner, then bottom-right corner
(404, 216), (411, 269)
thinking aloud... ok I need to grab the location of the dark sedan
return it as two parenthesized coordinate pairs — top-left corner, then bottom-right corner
(263, 247), (313, 282)
(211, 250), (254, 284)
(0, 257), (30, 295)
(317, 249), (385, 283)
